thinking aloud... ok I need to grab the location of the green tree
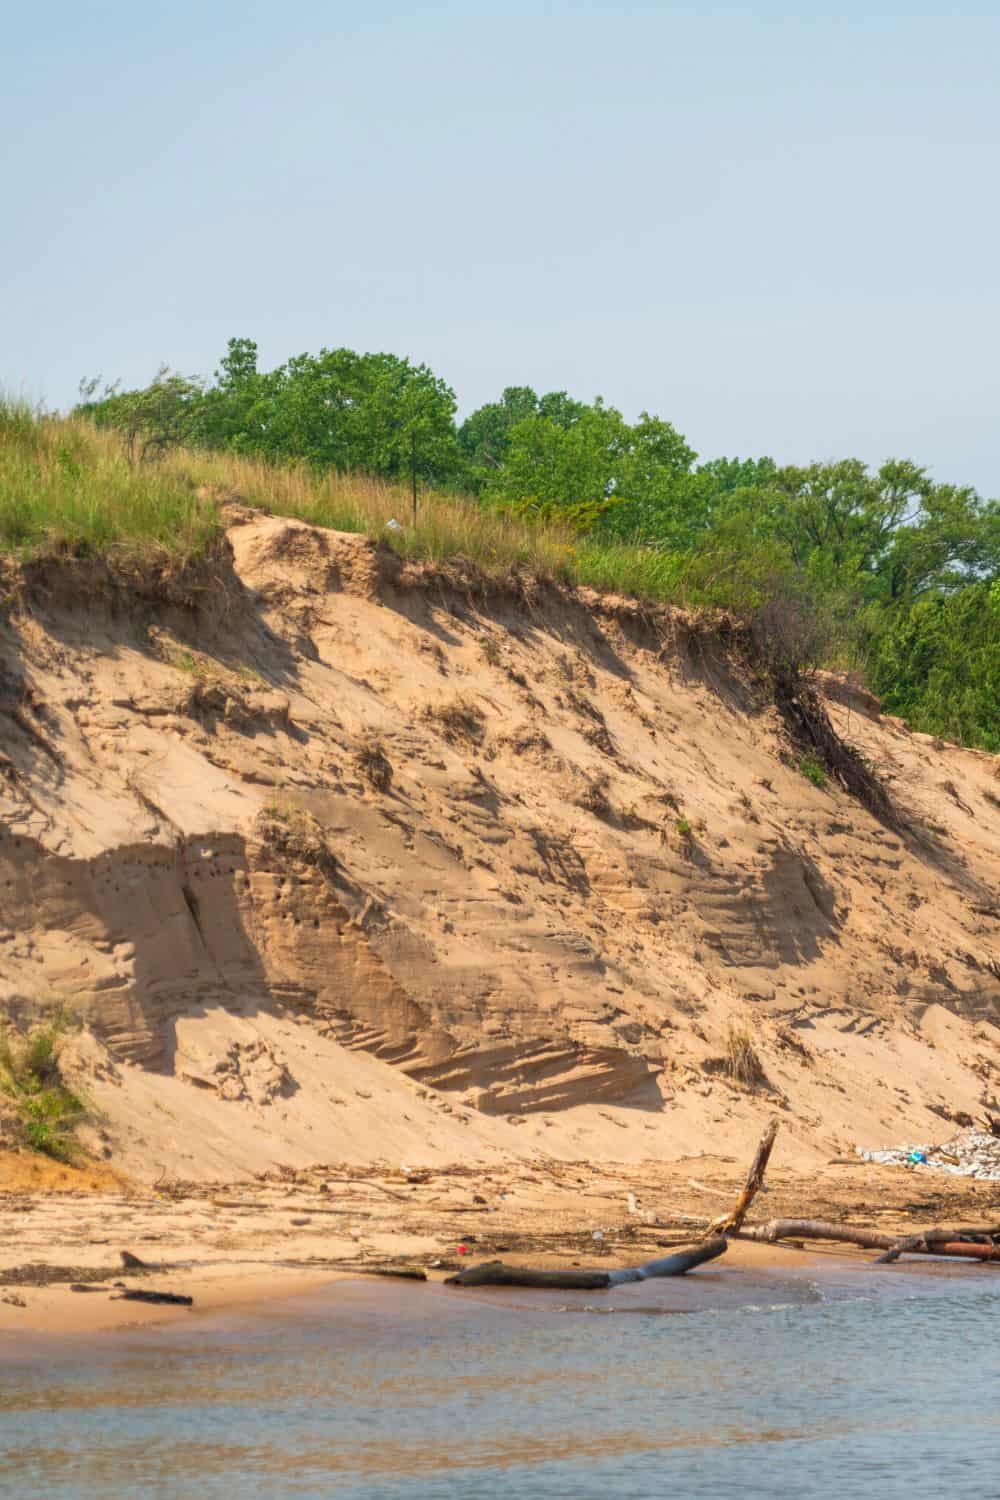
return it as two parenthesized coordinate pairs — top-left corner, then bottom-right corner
(484, 400), (697, 533)
(78, 367), (204, 465)
(866, 581), (1000, 749)
(458, 386), (586, 489)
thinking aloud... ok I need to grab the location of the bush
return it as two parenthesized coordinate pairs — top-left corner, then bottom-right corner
(0, 1013), (85, 1161)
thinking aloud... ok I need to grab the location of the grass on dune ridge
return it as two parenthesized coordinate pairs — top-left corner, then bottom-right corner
(0, 399), (688, 603)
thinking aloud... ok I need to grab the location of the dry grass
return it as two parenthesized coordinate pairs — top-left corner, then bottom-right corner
(257, 803), (339, 881)
(723, 1011), (766, 1089)
(0, 403), (691, 607)
(422, 697), (486, 747)
(164, 445), (582, 580)
(356, 736), (393, 792)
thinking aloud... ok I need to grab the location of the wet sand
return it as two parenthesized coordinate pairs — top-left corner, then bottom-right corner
(4, 1235), (997, 1349)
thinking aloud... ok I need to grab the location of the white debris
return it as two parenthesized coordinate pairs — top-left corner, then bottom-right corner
(856, 1129), (1000, 1181)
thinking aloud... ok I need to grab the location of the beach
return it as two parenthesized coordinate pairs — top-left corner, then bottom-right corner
(3, 1150), (998, 1339)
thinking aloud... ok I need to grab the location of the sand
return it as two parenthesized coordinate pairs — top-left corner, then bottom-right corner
(0, 512), (998, 1334)
(3, 1149), (999, 1338)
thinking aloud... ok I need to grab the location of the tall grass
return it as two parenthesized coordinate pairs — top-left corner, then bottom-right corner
(0, 400), (705, 606)
(0, 400), (217, 563)
(166, 445), (583, 578)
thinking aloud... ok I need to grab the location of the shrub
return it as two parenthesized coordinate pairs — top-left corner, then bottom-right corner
(0, 1014), (85, 1162)
(577, 773), (612, 819)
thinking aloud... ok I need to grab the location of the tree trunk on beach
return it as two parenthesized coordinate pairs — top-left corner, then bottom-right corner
(444, 1237), (727, 1289)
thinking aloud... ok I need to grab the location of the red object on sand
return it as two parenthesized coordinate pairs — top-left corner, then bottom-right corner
(457, 1245), (468, 1255)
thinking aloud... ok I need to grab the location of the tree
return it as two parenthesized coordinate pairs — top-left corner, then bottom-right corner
(866, 581), (1000, 750)
(196, 343), (462, 483)
(483, 400), (697, 534)
(458, 387), (586, 489)
(709, 458), (1000, 603)
(78, 367), (204, 465)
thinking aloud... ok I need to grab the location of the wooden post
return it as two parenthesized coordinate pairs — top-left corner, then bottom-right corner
(411, 431), (418, 527)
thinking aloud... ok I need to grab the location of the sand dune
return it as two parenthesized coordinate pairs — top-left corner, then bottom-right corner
(1, 513), (998, 1184)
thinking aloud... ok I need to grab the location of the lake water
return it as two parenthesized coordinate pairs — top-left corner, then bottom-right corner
(2, 1262), (999, 1499)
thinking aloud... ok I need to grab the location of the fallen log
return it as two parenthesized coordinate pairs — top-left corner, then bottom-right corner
(111, 1289), (194, 1306)
(739, 1219), (895, 1251)
(878, 1239), (1000, 1263)
(738, 1219), (1000, 1261)
(707, 1118), (780, 1236)
(444, 1237), (727, 1289)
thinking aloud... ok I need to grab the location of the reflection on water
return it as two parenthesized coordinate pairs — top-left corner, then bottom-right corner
(2, 1266), (999, 1499)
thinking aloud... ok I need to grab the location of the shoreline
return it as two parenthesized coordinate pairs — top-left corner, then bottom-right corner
(4, 1237), (997, 1351)
(4, 1151), (999, 1341)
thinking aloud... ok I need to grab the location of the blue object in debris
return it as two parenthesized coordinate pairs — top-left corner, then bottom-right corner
(908, 1149), (928, 1165)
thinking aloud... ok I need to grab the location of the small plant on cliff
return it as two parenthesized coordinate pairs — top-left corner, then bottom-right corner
(422, 696), (486, 747)
(799, 754), (828, 789)
(0, 1013), (85, 1162)
(356, 735), (393, 792)
(723, 1012), (766, 1090)
(257, 803), (339, 883)
(673, 815), (697, 857)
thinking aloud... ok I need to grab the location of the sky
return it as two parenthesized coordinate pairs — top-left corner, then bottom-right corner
(4, 1), (1000, 491)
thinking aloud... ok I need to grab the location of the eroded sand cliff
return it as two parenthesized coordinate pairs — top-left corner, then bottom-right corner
(1, 512), (998, 1183)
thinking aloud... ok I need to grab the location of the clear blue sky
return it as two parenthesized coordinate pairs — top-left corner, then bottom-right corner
(4, 2), (999, 491)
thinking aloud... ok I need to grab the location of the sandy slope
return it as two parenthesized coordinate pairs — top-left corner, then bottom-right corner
(1, 513), (998, 1187)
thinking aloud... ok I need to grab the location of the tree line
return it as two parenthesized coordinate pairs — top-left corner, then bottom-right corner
(77, 338), (1000, 751)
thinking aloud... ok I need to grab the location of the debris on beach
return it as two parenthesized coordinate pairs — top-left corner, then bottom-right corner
(856, 1129), (1000, 1181)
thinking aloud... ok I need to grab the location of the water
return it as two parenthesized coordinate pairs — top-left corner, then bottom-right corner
(2, 1264), (999, 1499)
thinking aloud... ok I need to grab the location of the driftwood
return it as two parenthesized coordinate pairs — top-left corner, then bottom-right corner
(738, 1218), (1000, 1261)
(445, 1237), (727, 1289)
(707, 1118), (780, 1236)
(112, 1289), (194, 1305)
(713, 1125), (1000, 1267)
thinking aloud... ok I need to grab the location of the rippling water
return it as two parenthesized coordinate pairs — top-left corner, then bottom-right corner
(2, 1264), (999, 1498)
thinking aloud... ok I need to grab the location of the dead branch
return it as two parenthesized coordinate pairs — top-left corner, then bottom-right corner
(707, 1118), (780, 1236)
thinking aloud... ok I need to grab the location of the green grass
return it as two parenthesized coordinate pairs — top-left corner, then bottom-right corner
(0, 400), (702, 604)
(799, 754), (829, 788)
(0, 1011), (85, 1162)
(0, 400), (217, 563)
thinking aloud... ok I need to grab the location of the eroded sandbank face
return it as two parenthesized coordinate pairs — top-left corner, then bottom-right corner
(1, 514), (998, 1188)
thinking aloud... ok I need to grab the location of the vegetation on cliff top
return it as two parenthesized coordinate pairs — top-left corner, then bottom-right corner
(2, 333), (999, 750)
